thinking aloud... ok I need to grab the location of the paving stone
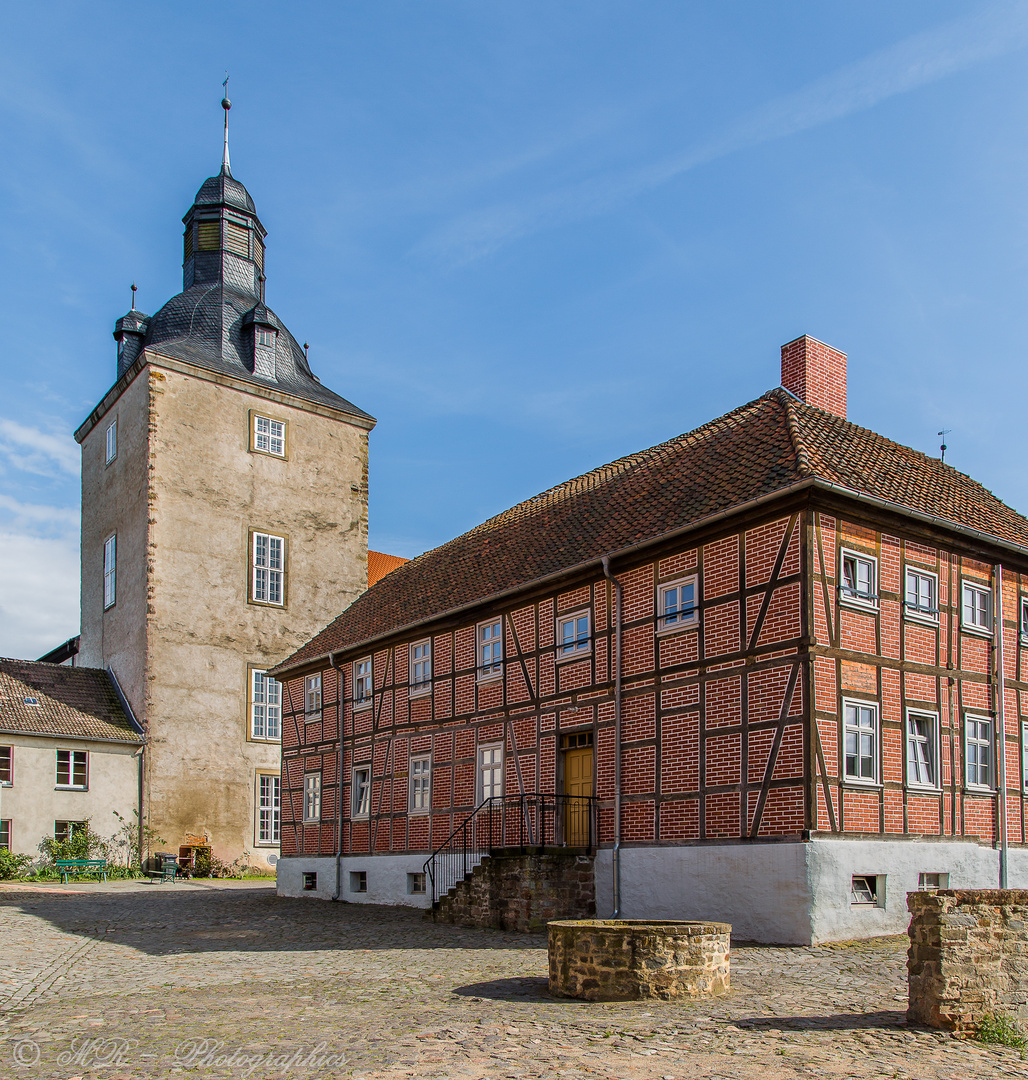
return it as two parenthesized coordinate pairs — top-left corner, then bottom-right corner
(0, 879), (1025, 1078)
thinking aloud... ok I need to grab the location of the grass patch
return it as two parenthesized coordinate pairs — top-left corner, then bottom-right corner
(974, 1012), (1027, 1051)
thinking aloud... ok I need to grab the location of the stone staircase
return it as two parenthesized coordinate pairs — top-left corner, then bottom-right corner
(427, 846), (595, 932)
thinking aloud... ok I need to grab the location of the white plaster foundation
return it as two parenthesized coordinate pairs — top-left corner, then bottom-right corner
(279, 840), (1028, 944)
(596, 839), (1028, 944)
(277, 854), (433, 907)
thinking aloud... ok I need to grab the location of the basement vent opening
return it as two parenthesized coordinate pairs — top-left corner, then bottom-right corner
(350, 870), (367, 893)
(302, 871), (317, 891)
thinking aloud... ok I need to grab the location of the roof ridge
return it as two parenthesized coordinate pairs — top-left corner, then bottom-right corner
(775, 390), (813, 476)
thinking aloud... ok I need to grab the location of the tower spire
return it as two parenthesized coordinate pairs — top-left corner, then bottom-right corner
(221, 74), (232, 178)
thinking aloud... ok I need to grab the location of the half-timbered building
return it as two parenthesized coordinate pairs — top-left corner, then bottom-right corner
(272, 336), (1028, 943)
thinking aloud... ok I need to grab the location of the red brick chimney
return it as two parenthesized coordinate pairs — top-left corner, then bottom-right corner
(781, 335), (846, 419)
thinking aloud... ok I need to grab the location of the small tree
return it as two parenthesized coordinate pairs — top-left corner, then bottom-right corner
(109, 810), (167, 868)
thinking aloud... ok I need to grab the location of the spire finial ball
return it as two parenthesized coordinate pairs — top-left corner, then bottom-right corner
(222, 97), (231, 111)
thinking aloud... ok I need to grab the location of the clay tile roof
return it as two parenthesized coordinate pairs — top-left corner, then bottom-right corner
(368, 550), (410, 587)
(0, 659), (142, 744)
(276, 388), (1028, 672)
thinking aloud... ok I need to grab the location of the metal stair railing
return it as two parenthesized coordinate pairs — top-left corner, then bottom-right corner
(423, 792), (597, 906)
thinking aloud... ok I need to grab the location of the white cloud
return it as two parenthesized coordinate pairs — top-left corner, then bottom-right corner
(0, 530), (79, 660)
(0, 493), (78, 527)
(423, 1), (1028, 263)
(0, 418), (79, 476)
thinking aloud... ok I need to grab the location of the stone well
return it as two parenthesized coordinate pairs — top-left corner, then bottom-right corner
(548, 919), (731, 1001)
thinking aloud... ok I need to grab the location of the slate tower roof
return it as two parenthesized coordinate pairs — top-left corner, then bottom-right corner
(107, 140), (372, 424)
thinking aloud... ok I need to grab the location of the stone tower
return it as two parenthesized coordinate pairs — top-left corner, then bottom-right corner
(74, 109), (374, 868)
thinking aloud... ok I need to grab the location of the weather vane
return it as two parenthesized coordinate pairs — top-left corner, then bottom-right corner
(221, 73), (232, 177)
(938, 429), (951, 464)
(131, 282), (137, 311)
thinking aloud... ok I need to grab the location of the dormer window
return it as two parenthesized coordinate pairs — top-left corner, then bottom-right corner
(254, 325), (277, 379)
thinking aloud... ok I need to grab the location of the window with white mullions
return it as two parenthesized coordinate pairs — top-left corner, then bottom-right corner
(961, 582), (991, 633)
(258, 774), (280, 844)
(557, 612), (590, 655)
(904, 568), (938, 620)
(478, 620), (503, 679)
(844, 701), (877, 783)
(0, 746), (10, 785)
(409, 755), (431, 812)
(906, 711), (937, 787)
(410, 640), (431, 693)
(250, 670), (281, 740)
(105, 419), (117, 465)
(254, 415), (285, 456)
(1023, 721), (1028, 794)
(303, 773), (321, 822)
(252, 532), (284, 605)
(841, 551), (877, 606)
(103, 534), (116, 610)
(1020, 598), (1028, 643)
(479, 743), (503, 802)
(56, 749), (87, 788)
(353, 658), (373, 708)
(304, 674), (322, 720)
(965, 716), (992, 788)
(352, 767), (371, 818)
(659, 576), (698, 630)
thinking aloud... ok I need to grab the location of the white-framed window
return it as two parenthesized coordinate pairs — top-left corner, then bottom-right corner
(103, 534), (116, 610)
(557, 611), (591, 658)
(56, 749), (87, 789)
(251, 531), (285, 605)
(303, 773), (322, 822)
(410, 640), (432, 695)
(253, 414), (286, 457)
(965, 715), (992, 788)
(658, 575), (698, 631)
(851, 874), (884, 907)
(906, 711), (938, 788)
(1020, 598), (1028, 644)
(350, 870), (367, 893)
(1023, 721), (1028, 794)
(918, 872), (949, 890)
(305, 674), (322, 720)
(105, 419), (117, 465)
(904, 567), (938, 622)
(352, 767), (371, 818)
(353, 658), (373, 709)
(408, 871), (426, 894)
(0, 819), (9, 850)
(54, 820), (85, 844)
(843, 700), (878, 783)
(961, 581), (992, 634)
(257, 774), (280, 844)
(477, 620), (503, 680)
(409, 754), (431, 813)
(0, 745), (10, 786)
(250, 669), (281, 741)
(478, 743), (503, 802)
(841, 550), (877, 608)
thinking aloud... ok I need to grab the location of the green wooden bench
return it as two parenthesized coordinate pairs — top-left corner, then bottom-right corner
(55, 858), (108, 884)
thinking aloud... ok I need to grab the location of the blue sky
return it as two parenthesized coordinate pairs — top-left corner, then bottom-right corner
(2, 1), (1028, 658)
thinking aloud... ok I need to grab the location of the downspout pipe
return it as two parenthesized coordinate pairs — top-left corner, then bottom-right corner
(601, 556), (623, 918)
(330, 656), (346, 901)
(995, 564), (1009, 889)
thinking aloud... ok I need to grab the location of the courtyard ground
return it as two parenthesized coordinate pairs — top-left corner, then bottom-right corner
(0, 879), (1024, 1080)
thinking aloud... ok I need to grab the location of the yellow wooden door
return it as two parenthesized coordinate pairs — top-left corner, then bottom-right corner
(563, 746), (594, 846)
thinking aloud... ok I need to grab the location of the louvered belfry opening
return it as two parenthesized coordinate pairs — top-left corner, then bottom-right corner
(180, 172), (268, 301)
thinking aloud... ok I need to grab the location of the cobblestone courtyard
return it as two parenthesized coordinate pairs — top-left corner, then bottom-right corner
(1, 880), (1025, 1079)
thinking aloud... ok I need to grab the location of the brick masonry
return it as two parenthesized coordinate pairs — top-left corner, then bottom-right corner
(430, 847), (595, 932)
(907, 889), (1028, 1031)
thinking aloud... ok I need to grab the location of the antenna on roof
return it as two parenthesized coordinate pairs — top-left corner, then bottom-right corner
(938, 429), (951, 464)
(130, 282), (137, 311)
(303, 342), (309, 361)
(221, 73), (232, 178)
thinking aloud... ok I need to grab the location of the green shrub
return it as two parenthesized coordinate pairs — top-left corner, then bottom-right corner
(0, 849), (32, 879)
(38, 820), (111, 865)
